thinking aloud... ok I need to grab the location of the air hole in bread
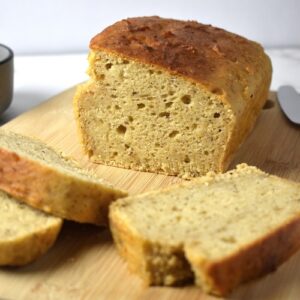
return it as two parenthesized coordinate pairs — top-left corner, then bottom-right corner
(184, 156), (190, 163)
(105, 63), (113, 70)
(211, 88), (223, 95)
(128, 116), (134, 122)
(176, 216), (182, 222)
(169, 131), (179, 138)
(137, 103), (145, 109)
(117, 125), (127, 135)
(165, 102), (173, 108)
(125, 144), (130, 149)
(181, 95), (191, 105)
(159, 112), (170, 118)
(214, 113), (220, 118)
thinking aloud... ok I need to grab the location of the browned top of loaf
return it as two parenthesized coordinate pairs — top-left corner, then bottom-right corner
(90, 16), (272, 109)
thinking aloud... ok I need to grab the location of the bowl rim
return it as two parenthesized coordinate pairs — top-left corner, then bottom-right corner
(0, 44), (13, 65)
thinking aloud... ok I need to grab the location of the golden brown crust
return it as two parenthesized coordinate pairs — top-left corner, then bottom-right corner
(0, 219), (62, 266)
(0, 148), (127, 225)
(186, 215), (300, 296)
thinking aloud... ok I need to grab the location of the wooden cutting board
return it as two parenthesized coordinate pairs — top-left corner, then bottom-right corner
(0, 87), (299, 300)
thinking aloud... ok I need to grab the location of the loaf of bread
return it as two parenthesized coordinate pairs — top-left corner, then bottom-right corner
(0, 190), (62, 266)
(110, 164), (300, 296)
(74, 16), (272, 178)
(0, 130), (127, 225)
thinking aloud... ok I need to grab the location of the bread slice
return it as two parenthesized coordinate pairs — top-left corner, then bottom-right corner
(0, 130), (127, 225)
(0, 190), (62, 266)
(74, 16), (272, 178)
(110, 164), (300, 296)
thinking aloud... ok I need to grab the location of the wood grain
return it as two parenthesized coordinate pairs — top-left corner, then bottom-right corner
(0, 87), (299, 300)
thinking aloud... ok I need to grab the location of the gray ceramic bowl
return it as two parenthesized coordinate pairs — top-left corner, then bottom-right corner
(0, 44), (13, 115)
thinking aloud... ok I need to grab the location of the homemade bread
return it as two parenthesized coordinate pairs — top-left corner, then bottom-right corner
(0, 190), (62, 266)
(74, 16), (272, 178)
(110, 164), (300, 296)
(0, 130), (127, 225)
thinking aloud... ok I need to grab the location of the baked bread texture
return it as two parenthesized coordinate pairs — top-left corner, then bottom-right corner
(110, 164), (300, 296)
(74, 16), (272, 178)
(0, 130), (127, 225)
(0, 190), (62, 266)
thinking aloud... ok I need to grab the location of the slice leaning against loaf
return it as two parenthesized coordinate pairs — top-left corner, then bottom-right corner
(110, 164), (300, 296)
(0, 190), (62, 266)
(0, 130), (127, 225)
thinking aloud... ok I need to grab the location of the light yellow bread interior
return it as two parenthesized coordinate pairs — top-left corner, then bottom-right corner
(75, 51), (234, 178)
(0, 190), (62, 266)
(110, 164), (300, 296)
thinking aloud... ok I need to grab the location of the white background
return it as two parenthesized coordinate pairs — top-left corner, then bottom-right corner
(1, 0), (300, 54)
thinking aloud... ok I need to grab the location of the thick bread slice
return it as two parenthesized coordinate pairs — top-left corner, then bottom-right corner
(110, 164), (300, 296)
(0, 190), (62, 266)
(74, 16), (272, 178)
(0, 130), (127, 225)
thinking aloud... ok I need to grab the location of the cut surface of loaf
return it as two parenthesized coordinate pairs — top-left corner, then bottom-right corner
(74, 16), (272, 178)
(0, 130), (127, 225)
(110, 164), (300, 296)
(0, 190), (62, 266)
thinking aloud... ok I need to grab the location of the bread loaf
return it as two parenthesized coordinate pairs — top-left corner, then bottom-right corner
(110, 164), (300, 296)
(0, 130), (127, 225)
(0, 190), (62, 266)
(74, 16), (272, 178)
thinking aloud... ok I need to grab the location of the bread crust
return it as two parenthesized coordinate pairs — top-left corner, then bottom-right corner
(0, 147), (127, 225)
(0, 218), (62, 266)
(185, 215), (300, 296)
(88, 17), (272, 174)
